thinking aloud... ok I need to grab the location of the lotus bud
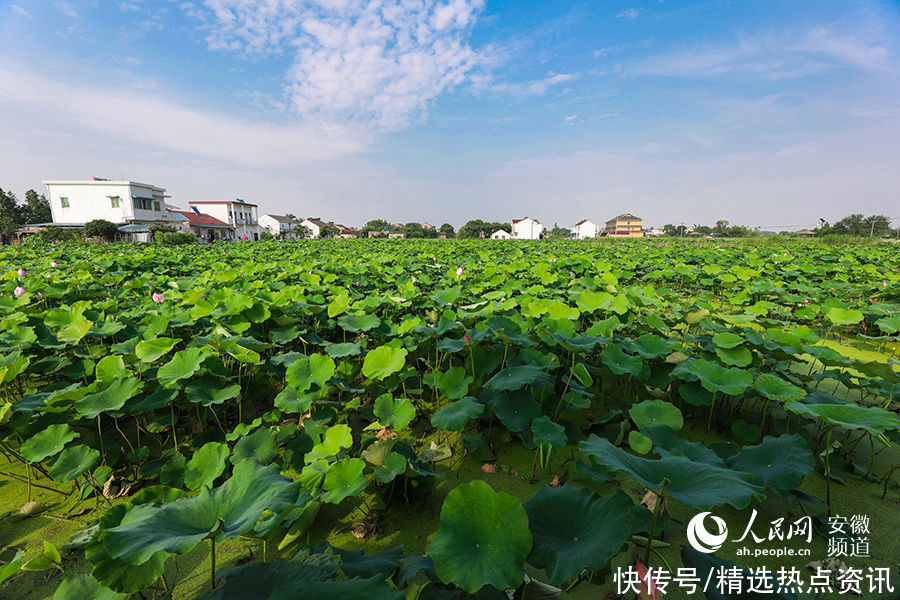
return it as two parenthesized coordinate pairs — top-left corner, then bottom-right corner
(14, 286), (25, 297)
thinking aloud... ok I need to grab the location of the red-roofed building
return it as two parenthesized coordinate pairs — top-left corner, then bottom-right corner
(170, 209), (234, 242)
(572, 219), (599, 239)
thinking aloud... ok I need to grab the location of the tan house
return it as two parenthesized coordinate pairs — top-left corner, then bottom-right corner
(796, 230), (816, 237)
(605, 213), (644, 238)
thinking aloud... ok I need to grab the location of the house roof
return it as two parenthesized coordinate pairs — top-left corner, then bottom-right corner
(573, 219), (592, 226)
(512, 217), (541, 224)
(607, 213), (641, 222)
(263, 214), (300, 224)
(189, 200), (258, 207)
(172, 211), (231, 228)
(305, 219), (330, 227)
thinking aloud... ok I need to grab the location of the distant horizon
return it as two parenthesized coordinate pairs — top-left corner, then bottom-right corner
(1, 1), (898, 231)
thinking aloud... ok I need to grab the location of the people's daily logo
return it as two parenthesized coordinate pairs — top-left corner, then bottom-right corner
(686, 511), (728, 553)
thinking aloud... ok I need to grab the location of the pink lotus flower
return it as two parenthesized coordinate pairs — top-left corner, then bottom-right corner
(883, 281), (888, 288)
(51, 261), (58, 268)
(14, 286), (25, 297)
(456, 266), (463, 277)
(37, 292), (43, 298)
(17, 268), (25, 277)
(464, 333), (471, 344)
(152, 292), (165, 303)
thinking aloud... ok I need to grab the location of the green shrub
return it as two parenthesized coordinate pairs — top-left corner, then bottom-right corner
(157, 231), (198, 245)
(37, 226), (81, 243)
(83, 219), (118, 241)
(149, 223), (178, 241)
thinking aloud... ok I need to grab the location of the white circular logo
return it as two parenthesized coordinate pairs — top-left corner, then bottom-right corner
(687, 512), (728, 553)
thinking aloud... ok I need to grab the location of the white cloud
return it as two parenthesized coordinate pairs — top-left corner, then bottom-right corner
(188, 0), (486, 130)
(478, 71), (579, 97)
(616, 8), (642, 20)
(0, 63), (367, 168)
(11, 4), (31, 17)
(636, 27), (892, 80)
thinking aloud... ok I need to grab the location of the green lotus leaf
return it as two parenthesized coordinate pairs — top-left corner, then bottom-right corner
(825, 307), (863, 326)
(274, 386), (314, 414)
(428, 480), (532, 593)
(53, 574), (127, 600)
(0, 351), (30, 385)
(87, 504), (171, 593)
(0, 549), (25, 585)
(688, 359), (752, 396)
(783, 401), (899, 436)
(135, 337), (179, 362)
(631, 334), (679, 359)
(435, 366), (474, 400)
(374, 452), (408, 484)
(231, 427), (278, 465)
(323, 458), (368, 504)
(571, 362), (592, 387)
(580, 435), (764, 510)
(286, 354), (335, 392)
(316, 542), (403, 579)
(715, 346), (753, 367)
(57, 315), (93, 345)
(524, 485), (633, 584)
(600, 344), (644, 377)
(104, 459), (300, 565)
(490, 390), (541, 432)
(373, 394), (416, 429)
(431, 397), (484, 431)
(854, 360), (900, 384)
(711, 332), (744, 349)
(306, 424), (353, 462)
(95, 355), (126, 382)
(323, 342), (362, 358)
(194, 556), (339, 600)
(484, 365), (546, 391)
(328, 292), (351, 318)
(754, 374), (806, 403)
(185, 379), (241, 407)
(75, 377), (143, 418)
(629, 400), (684, 431)
(876, 315), (900, 335)
(48, 444), (100, 482)
(270, 576), (403, 600)
(158, 347), (212, 387)
(337, 313), (381, 332)
(645, 426), (725, 466)
(299, 459), (330, 493)
(184, 442), (230, 490)
(21, 423), (79, 463)
(627, 430), (653, 454)
(362, 345), (408, 380)
(726, 435), (814, 490)
(531, 416), (566, 449)
(430, 286), (461, 306)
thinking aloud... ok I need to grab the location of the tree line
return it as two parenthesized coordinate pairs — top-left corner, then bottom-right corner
(0, 188), (52, 243)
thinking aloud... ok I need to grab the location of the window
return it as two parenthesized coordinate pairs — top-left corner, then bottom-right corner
(60, 196), (69, 208)
(110, 196), (120, 208)
(153, 201), (160, 212)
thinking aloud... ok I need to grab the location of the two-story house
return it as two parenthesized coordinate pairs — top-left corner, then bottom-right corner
(512, 217), (544, 239)
(260, 214), (304, 239)
(572, 219), (599, 239)
(42, 179), (179, 230)
(188, 200), (260, 240)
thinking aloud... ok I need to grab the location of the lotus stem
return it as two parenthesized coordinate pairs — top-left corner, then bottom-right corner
(824, 428), (832, 516)
(645, 479), (668, 565)
(703, 393), (717, 443)
(0, 470), (67, 496)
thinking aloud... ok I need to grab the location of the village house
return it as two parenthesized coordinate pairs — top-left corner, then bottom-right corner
(571, 219), (599, 239)
(490, 229), (511, 240)
(189, 199), (260, 240)
(511, 217), (543, 239)
(170, 208), (233, 242)
(260, 214), (304, 239)
(604, 213), (644, 238)
(41, 179), (181, 240)
(336, 224), (357, 239)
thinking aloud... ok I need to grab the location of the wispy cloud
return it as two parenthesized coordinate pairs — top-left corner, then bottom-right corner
(476, 72), (579, 98)
(636, 27), (892, 80)
(186, 0), (486, 130)
(10, 4), (31, 17)
(616, 8), (642, 20)
(0, 63), (367, 167)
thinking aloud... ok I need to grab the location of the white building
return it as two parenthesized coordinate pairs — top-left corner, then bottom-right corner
(490, 229), (511, 239)
(301, 219), (333, 238)
(189, 200), (260, 240)
(511, 217), (543, 240)
(260, 214), (305, 239)
(42, 179), (180, 228)
(572, 219), (599, 240)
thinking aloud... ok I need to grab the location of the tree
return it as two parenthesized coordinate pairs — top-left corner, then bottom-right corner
(547, 223), (570, 238)
(360, 219), (390, 237)
(20, 190), (51, 224)
(714, 220), (729, 237)
(439, 223), (455, 238)
(0, 188), (19, 243)
(862, 215), (892, 237)
(149, 223), (177, 241)
(83, 219), (118, 241)
(295, 224), (312, 239)
(319, 222), (340, 238)
(695, 225), (713, 235)
(403, 222), (426, 238)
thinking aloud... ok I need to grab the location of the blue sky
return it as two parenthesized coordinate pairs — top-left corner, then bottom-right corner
(1, 0), (898, 229)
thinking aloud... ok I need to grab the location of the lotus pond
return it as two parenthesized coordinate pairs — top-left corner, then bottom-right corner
(0, 238), (898, 600)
